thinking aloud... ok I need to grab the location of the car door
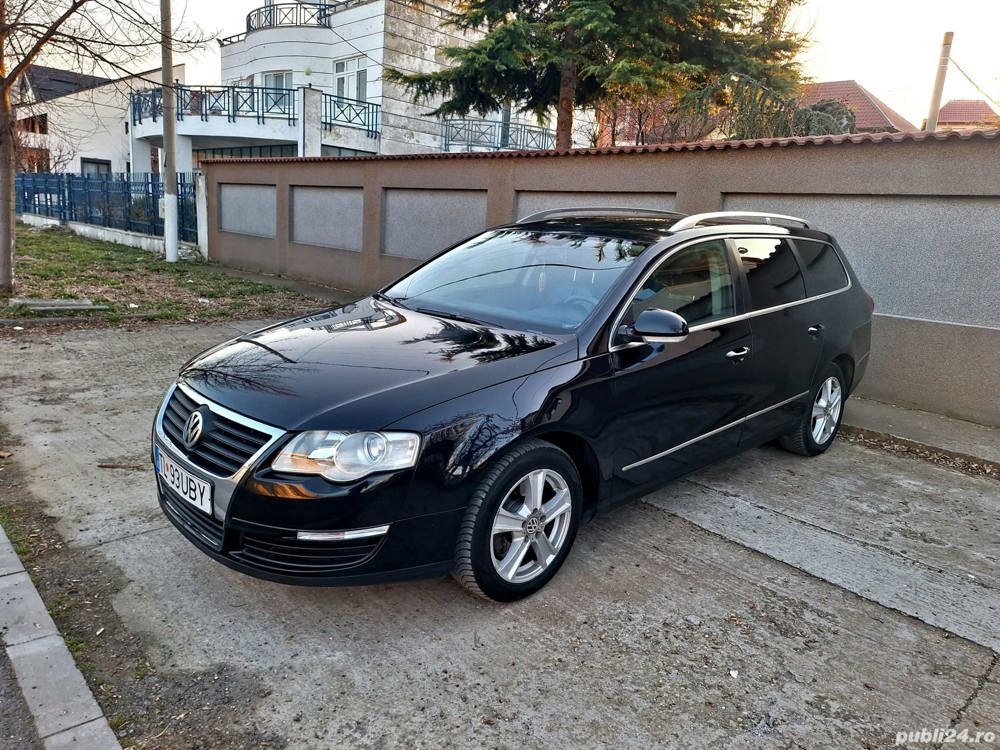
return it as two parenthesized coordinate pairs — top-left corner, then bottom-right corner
(608, 239), (754, 494)
(731, 236), (824, 445)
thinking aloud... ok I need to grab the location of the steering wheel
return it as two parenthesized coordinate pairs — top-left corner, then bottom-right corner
(560, 296), (595, 322)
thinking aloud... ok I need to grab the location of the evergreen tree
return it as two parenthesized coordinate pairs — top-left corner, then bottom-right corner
(386, 0), (808, 149)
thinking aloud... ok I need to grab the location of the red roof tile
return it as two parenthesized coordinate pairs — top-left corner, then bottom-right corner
(937, 99), (999, 125)
(798, 80), (917, 133)
(199, 128), (999, 164)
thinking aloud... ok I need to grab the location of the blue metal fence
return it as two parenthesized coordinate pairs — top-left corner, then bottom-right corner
(15, 172), (198, 243)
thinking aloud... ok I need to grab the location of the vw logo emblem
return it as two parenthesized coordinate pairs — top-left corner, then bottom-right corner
(182, 410), (204, 449)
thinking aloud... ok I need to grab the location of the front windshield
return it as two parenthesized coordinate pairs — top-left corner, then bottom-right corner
(382, 229), (649, 332)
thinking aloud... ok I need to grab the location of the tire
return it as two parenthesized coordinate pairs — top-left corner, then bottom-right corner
(453, 439), (582, 602)
(780, 362), (847, 456)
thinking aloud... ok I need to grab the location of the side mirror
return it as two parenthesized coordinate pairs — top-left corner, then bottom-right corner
(631, 308), (689, 344)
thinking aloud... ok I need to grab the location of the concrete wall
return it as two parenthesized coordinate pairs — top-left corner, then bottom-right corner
(201, 132), (1000, 425)
(18, 213), (202, 260)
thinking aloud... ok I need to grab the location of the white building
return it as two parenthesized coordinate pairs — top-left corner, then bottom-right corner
(14, 64), (183, 174)
(128, 0), (556, 169)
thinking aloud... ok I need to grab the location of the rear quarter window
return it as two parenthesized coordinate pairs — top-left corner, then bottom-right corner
(793, 240), (850, 296)
(733, 238), (806, 311)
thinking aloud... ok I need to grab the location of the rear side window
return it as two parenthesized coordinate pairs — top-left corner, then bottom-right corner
(793, 239), (850, 295)
(734, 238), (806, 310)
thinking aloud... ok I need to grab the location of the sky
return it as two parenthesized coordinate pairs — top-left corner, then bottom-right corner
(174, 0), (1000, 127)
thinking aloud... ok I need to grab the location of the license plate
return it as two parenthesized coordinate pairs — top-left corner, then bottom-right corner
(154, 445), (213, 515)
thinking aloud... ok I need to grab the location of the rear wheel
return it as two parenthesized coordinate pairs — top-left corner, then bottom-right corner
(780, 363), (847, 456)
(453, 440), (581, 601)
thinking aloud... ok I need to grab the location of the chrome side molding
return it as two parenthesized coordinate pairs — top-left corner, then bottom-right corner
(622, 390), (810, 471)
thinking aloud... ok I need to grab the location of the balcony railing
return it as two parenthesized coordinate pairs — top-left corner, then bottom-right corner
(442, 118), (556, 152)
(322, 93), (380, 138)
(219, 0), (369, 46)
(130, 85), (297, 126)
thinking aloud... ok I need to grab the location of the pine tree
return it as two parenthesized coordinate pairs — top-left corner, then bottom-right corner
(386, 0), (808, 150)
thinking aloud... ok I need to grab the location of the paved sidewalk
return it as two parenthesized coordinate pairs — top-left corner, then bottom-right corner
(843, 396), (1000, 468)
(0, 529), (120, 750)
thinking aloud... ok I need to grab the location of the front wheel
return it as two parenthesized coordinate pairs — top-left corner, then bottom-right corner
(780, 363), (847, 456)
(453, 439), (582, 601)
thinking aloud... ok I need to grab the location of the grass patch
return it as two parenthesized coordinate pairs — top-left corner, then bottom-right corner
(1, 225), (330, 322)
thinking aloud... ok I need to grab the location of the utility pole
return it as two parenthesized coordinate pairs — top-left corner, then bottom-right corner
(925, 31), (954, 132)
(160, 0), (178, 262)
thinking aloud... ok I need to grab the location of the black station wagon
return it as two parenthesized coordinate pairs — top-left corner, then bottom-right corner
(153, 209), (873, 601)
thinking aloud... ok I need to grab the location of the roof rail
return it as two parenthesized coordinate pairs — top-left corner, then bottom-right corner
(516, 206), (683, 224)
(671, 211), (810, 231)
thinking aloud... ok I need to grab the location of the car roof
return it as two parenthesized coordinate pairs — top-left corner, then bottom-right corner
(509, 216), (683, 244)
(507, 210), (837, 247)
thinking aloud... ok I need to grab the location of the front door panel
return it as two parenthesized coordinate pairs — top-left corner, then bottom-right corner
(609, 319), (754, 491)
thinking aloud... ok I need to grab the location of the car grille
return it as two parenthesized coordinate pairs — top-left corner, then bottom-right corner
(159, 480), (225, 550)
(231, 533), (381, 576)
(161, 387), (271, 476)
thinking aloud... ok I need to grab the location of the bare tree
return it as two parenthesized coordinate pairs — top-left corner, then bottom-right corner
(0, 0), (206, 293)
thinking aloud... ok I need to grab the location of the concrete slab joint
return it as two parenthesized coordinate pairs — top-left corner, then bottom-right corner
(0, 526), (121, 750)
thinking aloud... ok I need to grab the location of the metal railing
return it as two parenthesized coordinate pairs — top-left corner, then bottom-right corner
(442, 118), (556, 152)
(16, 172), (198, 243)
(131, 85), (297, 126)
(220, 0), (369, 45)
(322, 93), (380, 138)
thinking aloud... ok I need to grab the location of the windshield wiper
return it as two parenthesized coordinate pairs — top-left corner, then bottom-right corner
(412, 306), (496, 327)
(373, 292), (408, 308)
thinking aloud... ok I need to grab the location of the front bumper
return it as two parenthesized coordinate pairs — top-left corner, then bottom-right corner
(152, 382), (463, 587)
(157, 477), (460, 586)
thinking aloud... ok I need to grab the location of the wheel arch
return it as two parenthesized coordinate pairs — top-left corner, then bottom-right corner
(833, 353), (855, 391)
(529, 430), (602, 512)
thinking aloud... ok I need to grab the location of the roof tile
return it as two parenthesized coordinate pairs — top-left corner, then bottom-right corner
(798, 80), (916, 132)
(937, 99), (999, 125)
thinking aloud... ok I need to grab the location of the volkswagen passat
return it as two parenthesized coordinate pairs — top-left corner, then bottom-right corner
(152, 209), (872, 601)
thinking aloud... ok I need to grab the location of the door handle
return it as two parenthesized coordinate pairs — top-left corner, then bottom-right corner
(807, 324), (824, 336)
(725, 346), (750, 361)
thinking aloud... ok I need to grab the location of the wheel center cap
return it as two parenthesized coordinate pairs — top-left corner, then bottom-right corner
(524, 516), (543, 536)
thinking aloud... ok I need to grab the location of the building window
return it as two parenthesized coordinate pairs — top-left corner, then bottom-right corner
(16, 114), (48, 134)
(81, 158), (112, 175)
(334, 56), (367, 101)
(262, 71), (293, 112)
(18, 147), (51, 172)
(192, 143), (297, 168)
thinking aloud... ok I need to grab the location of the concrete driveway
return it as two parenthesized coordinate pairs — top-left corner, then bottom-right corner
(0, 322), (997, 749)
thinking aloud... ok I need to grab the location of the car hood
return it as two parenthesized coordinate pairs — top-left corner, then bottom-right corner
(179, 297), (576, 431)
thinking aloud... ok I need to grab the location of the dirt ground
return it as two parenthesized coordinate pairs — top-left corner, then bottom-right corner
(0, 321), (997, 750)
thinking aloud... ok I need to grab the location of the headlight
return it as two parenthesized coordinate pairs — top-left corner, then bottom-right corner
(271, 431), (420, 482)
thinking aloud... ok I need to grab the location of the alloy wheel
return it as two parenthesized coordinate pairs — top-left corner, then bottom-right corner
(811, 376), (843, 445)
(490, 469), (573, 584)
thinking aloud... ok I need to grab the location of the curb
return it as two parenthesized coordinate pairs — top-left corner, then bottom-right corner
(0, 528), (121, 750)
(840, 423), (1000, 477)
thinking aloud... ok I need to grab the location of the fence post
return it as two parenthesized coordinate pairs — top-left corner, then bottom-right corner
(194, 170), (208, 260)
(61, 173), (70, 223)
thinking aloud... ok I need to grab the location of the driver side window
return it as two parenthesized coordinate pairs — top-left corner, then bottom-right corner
(628, 240), (735, 328)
